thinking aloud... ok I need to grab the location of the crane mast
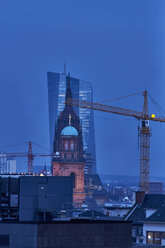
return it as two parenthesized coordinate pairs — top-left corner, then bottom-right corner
(66, 91), (165, 193)
(139, 90), (151, 192)
(28, 141), (33, 174)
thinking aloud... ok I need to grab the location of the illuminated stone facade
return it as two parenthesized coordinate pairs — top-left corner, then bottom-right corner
(52, 75), (85, 206)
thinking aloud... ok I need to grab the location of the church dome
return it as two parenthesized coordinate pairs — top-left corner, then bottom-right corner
(61, 126), (78, 136)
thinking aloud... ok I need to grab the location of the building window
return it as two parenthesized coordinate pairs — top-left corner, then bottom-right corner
(70, 141), (74, 151)
(71, 153), (74, 159)
(64, 141), (69, 150)
(154, 232), (161, 245)
(70, 172), (76, 188)
(147, 231), (165, 245)
(137, 226), (143, 236)
(147, 232), (154, 244)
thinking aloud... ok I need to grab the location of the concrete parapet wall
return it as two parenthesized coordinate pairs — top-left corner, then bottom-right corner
(0, 223), (37, 248)
(37, 220), (132, 248)
(133, 245), (165, 248)
(0, 220), (132, 248)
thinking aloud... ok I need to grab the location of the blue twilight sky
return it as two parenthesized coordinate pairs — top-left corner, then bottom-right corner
(0, 0), (165, 177)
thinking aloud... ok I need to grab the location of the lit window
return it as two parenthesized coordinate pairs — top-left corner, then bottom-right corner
(147, 232), (153, 244)
(147, 232), (161, 245)
(154, 232), (161, 245)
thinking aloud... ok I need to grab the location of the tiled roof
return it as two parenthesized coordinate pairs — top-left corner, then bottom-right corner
(142, 194), (165, 208)
(145, 207), (165, 222)
(125, 194), (165, 223)
(126, 204), (146, 222)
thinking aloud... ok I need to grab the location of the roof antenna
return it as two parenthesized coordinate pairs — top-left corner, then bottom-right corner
(64, 60), (66, 75)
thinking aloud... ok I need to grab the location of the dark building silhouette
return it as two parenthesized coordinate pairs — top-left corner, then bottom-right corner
(0, 176), (73, 222)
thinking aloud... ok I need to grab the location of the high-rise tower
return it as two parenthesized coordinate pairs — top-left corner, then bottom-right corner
(47, 71), (96, 174)
(52, 75), (85, 206)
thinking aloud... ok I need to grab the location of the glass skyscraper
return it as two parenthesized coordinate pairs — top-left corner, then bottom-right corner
(47, 72), (96, 174)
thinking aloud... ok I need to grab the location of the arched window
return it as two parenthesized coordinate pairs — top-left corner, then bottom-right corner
(64, 141), (69, 150)
(70, 141), (74, 151)
(70, 172), (76, 189)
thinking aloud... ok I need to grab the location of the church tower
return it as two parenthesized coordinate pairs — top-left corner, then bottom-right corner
(52, 74), (85, 206)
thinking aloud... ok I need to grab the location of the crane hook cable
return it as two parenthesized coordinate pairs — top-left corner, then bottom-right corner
(148, 93), (165, 116)
(97, 91), (144, 104)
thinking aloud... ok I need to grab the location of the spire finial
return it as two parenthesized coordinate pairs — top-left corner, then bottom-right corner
(69, 114), (72, 125)
(65, 73), (72, 103)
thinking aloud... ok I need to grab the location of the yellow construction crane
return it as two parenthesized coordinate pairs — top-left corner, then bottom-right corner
(66, 90), (165, 193)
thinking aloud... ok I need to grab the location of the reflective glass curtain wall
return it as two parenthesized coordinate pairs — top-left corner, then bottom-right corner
(47, 72), (96, 174)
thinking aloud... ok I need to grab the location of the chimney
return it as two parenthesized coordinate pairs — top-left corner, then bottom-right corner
(135, 191), (145, 204)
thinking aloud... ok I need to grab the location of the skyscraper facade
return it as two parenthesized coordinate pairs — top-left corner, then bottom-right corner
(47, 72), (96, 174)
(0, 154), (16, 174)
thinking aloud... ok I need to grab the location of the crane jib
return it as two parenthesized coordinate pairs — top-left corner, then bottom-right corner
(66, 98), (165, 123)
